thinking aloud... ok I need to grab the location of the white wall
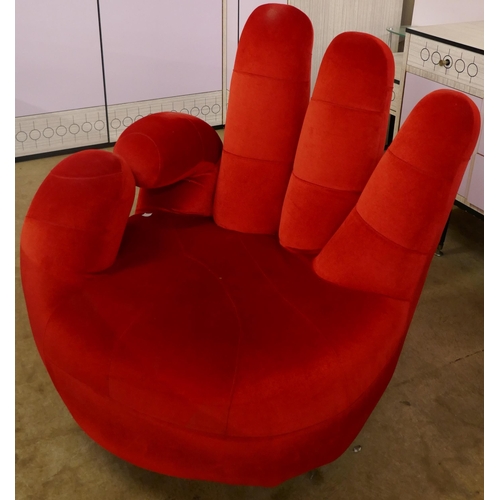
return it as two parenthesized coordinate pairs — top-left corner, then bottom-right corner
(411, 0), (483, 26)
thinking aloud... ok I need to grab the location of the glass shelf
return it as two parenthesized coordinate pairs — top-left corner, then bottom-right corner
(387, 26), (408, 53)
(387, 26), (408, 38)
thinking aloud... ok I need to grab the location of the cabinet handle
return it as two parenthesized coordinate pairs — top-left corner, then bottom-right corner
(439, 56), (453, 68)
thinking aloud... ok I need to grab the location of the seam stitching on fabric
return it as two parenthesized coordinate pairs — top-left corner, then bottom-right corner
(311, 97), (385, 114)
(222, 148), (292, 165)
(354, 208), (429, 255)
(24, 215), (118, 234)
(170, 227), (246, 437)
(291, 171), (362, 194)
(232, 69), (309, 84)
(385, 148), (455, 180)
(50, 336), (408, 441)
(106, 299), (161, 400)
(38, 282), (87, 364)
(237, 236), (338, 351)
(51, 171), (122, 181)
(313, 266), (413, 302)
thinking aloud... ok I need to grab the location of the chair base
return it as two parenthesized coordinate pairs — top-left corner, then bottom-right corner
(47, 344), (402, 487)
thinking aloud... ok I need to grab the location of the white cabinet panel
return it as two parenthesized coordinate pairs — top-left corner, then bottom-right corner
(99, 0), (223, 106)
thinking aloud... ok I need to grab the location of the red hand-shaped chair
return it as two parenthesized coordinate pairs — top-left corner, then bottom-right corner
(20, 4), (480, 487)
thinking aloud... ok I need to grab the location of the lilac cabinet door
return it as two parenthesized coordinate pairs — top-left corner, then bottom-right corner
(15, 0), (108, 157)
(99, 0), (223, 137)
(15, 0), (105, 117)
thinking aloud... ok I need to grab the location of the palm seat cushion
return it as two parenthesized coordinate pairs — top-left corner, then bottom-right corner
(33, 208), (409, 484)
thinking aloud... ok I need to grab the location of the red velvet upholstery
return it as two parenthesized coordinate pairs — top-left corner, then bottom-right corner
(314, 89), (481, 300)
(114, 112), (223, 216)
(279, 32), (394, 253)
(213, 4), (313, 234)
(20, 4), (481, 488)
(21, 150), (135, 359)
